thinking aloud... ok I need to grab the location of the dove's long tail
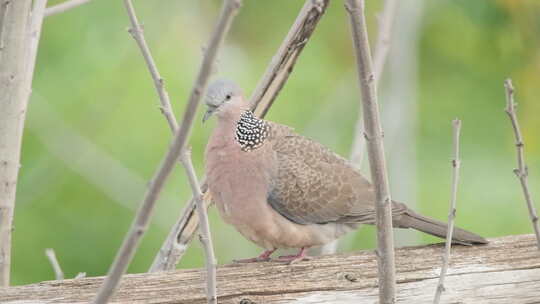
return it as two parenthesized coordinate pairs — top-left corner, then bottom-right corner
(393, 203), (488, 245)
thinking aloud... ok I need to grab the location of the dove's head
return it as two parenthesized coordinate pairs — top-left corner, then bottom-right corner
(203, 79), (245, 123)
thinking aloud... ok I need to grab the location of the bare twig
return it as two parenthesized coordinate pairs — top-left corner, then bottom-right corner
(44, 0), (90, 17)
(504, 79), (540, 250)
(123, 1), (217, 301)
(92, 1), (241, 303)
(349, 0), (398, 168)
(345, 0), (396, 303)
(124, 0), (177, 132)
(180, 150), (217, 304)
(45, 248), (64, 280)
(330, 0), (399, 255)
(0, 0), (44, 287)
(75, 272), (86, 279)
(150, 0), (330, 272)
(433, 119), (462, 304)
(249, 0), (329, 116)
(121, 0), (199, 272)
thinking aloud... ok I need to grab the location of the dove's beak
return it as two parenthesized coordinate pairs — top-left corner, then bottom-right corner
(202, 107), (216, 123)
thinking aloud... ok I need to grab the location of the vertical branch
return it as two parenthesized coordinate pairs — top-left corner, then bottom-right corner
(180, 150), (217, 304)
(150, 0), (330, 272)
(123, 0), (217, 301)
(504, 79), (540, 250)
(349, 0), (398, 168)
(249, 0), (329, 116)
(433, 119), (462, 304)
(345, 0), (396, 303)
(124, 0), (178, 133)
(0, 0), (45, 287)
(92, 1), (242, 303)
(45, 248), (65, 280)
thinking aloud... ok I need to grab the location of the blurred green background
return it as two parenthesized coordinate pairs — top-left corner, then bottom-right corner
(12, 0), (540, 285)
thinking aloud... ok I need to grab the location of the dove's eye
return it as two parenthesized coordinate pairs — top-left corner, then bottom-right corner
(225, 94), (231, 101)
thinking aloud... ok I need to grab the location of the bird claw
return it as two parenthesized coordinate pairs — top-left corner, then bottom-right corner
(273, 247), (312, 264)
(233, 249), (276, 263)
(274, 255), (312, 265)
(233, 256), (271, 263)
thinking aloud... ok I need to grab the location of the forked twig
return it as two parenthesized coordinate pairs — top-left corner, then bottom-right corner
(345, 0), (396, 303)
(123, 1), (218, 301)
(150, 0), (330, 272)
(433, 119), (462, 304)
(91, 1), (241, 303)
(504, 79), (540, 250)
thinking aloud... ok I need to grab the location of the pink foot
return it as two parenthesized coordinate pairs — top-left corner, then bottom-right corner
(233, 249), (276, 263)
(274, 247), (311, 265)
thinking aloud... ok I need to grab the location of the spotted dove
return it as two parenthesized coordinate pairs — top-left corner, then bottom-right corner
(203, 79), (487, 263)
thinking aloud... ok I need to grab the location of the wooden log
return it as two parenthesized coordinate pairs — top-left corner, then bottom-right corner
(1, 234), (539, 303)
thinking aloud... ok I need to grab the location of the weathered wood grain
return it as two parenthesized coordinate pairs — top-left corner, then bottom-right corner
(2, 234), (539, 303)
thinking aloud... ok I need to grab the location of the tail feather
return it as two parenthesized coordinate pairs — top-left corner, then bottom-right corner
(394, 210), (488, 245)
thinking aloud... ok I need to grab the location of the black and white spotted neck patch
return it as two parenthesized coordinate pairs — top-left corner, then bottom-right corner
(235, 110), (270, 152)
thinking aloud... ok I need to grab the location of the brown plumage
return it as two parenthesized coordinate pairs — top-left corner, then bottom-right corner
(203, 79), (487, 263)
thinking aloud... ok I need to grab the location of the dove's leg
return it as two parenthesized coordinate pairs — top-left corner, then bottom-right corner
(233, 249), (276, 263)
(275, 247), (311, 264)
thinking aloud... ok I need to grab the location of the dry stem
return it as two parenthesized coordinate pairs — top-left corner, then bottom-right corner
(249, 0), (329, 116)
(0, 0), (45, 287)
(44, 0), (90, 17)
(180, 150), (217, 304)
(45, 248), (65, 280)
(349, 0), (398, 168)
(504, 79), (540, 250)
(150, 0), (329, 272)
(123, 1), (218, 301)
(91, 1), (241, 303)
(433, 119), (462, 304)
(124, 0), (178, 132)
(345, 0), (396, 303)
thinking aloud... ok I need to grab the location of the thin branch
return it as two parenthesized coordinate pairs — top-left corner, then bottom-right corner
(44, 0), (90, 17)
(150, 0), (330, 272)
(249, 0), (329, 116)
(75, 272), (86, 279)
(345, 0), (396, 303)
(349, 0), (398, 169)
(91, 1), (241, 303)
(123, 1), (217, 301)
(433, 119), (462, 304)
(504, 79), (540, 250)
(180, 150), (217, 304)
(124, 0), (178, 132)
(0, 0), (44, 287)
(122, 0), (198, 272)
(149, 191), (206, 272)
(45, 248), (64, 280)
